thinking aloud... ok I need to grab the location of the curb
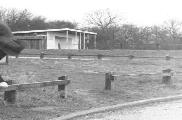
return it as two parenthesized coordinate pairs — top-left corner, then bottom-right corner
(51, 94), (182, 120)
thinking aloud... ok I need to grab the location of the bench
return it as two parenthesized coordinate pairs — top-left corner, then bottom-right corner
(0, 76), (70, 104)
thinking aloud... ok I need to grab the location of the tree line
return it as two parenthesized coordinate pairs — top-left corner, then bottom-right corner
(1, 7), (182, 50)
(86, 9), (182, 49)
(0, 7), (77, 31)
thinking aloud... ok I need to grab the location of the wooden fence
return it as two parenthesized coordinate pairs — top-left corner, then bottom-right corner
(14, 36), (47, 50)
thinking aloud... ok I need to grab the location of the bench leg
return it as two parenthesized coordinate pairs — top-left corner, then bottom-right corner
(4, 90), (16, 104)
(4, 80), (16, 104)
(58, 76), (68, 98)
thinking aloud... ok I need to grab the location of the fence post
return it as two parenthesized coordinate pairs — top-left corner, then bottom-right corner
(97, 54), (103, 59)
(58, 76), (68, 98)
(162, 69), (172, 84)
(67, 54), (72, 59)
(105, 73), (111, 90)
(40, 52), (44, 59)
(128, 55), (134, 60)
(165, 55), (171, 61)
(4, 80), (16, 104)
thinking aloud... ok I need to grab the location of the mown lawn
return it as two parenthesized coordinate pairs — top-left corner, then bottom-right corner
(1, 50), (182, 120)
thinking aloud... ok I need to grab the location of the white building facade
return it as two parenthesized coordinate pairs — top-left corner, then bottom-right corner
(13, 28), (97, 50)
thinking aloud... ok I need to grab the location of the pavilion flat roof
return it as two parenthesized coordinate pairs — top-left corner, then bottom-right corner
(12, 28), (97, 35)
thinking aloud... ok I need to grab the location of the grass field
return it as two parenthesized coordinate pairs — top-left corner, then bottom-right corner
(1, 50), (182, 120)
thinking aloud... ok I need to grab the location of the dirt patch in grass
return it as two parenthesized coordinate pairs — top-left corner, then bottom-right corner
(0, 54), (182, 119)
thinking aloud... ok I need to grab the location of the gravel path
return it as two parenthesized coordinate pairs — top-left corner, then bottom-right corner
(77, 100), (182, 120)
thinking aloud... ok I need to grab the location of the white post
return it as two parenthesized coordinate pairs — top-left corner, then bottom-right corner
(87, 34), (90, 49)
(83, 33), (85, 49)
(75, 32), (78, 49)
(66, 30), (69, 49)
(94, 34), (97, 49)
(80, 33), (82, 49)
(66, 30), (69, 41)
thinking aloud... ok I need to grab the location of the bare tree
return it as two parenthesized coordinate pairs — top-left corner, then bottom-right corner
(86, 9), (121, 30)
(163, 19), (182, 41)
(86, 9), (122, 49)
(0, 8), (33, 31)
(8, 9), (32, 31)
(0, 7), (7, 22)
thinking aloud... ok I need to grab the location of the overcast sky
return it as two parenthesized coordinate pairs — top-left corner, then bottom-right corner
(0, 0), (182, 27)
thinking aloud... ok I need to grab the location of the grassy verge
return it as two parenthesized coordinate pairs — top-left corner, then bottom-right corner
(0, 50), (182, 119)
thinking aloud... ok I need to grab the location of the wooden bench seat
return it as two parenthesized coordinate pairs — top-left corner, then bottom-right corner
(0, 80), (70, 92)
(1, 76), (70, 104)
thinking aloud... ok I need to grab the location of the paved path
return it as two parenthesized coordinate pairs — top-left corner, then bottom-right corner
(78, 100), (182, 120)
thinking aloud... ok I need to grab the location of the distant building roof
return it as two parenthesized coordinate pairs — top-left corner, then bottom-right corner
(13, 28), (97, 35)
